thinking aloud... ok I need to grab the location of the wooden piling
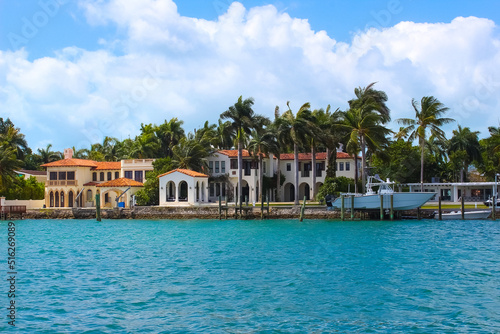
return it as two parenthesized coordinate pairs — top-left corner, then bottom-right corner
(380, 195), (384, 220)
(340, 195), (345, 221)
(492, 202), (496, 221)
(350, 195), (355, 220)
(390, 194), (394, 221)
(461, 196), (465, 220)
(417, 207), (421, 220)
(218, 196), (222, 220)
(299, 196), (306, 222)
(261, 194), (264, 220)
(438, 196), (442, 220)
(96, 192), (101, 222)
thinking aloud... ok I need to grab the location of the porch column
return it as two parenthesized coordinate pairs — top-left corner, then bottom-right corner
(175, 182), (179, 203)
(452, 185), (459, 202)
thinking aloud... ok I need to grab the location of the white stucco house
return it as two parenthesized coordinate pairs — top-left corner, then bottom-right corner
(158, 168), (209, 206)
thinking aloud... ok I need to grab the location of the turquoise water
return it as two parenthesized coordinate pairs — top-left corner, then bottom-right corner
(1, 219), (500, 332)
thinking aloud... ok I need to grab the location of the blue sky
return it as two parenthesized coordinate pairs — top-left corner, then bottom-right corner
(1, 0), (500, 151)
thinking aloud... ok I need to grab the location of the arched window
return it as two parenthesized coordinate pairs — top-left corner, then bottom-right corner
(60, 191), (65, 207)
(50, 192), (54, 207)
(92, 172), (97, 181)
(100, 172), (105, 181)
(68, 191), (74, 207)
(55, 191), (59, 207)
(115, 171), (119, 179)
(87, 189), (92, 202)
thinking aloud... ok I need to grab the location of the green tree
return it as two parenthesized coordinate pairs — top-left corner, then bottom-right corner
(397, 96), (454, 190)
(343, 83), (391, 192)
(36, 144), (60, 164)
(172, 135), (210, 172)
(156, 118), (185, 158)
(0, 144), (23, 189)
(220, 96), (260, 203)
(135, 158), (173, 206)
(372, 139), (420, 183)
(448, 125), (482, 182)
(276, 102), (315, 204)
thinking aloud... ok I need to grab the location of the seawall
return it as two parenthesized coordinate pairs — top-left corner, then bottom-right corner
(21, 206), (443, 220)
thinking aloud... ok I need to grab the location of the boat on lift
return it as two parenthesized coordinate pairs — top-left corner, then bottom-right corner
(330, 175), (435, 210)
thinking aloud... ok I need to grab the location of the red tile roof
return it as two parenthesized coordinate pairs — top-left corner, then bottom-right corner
(96, 177), (144, 187)
(94, 161), (121, 170)
(41, 158), (98, 168)
(280, 152), (354, 160)
(18, 169), (47, 176)
(158, 168), (209, 178)
(217, 149), (251, 158)
(83, 181), (100, 186)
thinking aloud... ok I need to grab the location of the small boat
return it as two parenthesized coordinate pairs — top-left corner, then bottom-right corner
(330, 175), (435, 210)
(436, 210), (491, 220)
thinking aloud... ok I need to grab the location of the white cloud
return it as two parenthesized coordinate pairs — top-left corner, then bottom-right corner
(1, 0), (500, 151)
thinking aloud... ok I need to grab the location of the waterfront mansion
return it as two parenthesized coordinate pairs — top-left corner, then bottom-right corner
(42, 148), (358, 208)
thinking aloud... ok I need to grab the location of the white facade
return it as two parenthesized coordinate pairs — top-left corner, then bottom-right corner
(405, 182), (498, 202)
(158, 169), (209, 206)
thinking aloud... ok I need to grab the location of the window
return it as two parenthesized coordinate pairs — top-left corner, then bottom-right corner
(87, 189), (92, 201)
(100, 172), (105, 181)
(60, 191), (65, 207)
(125, 171), (133, 179)
(216, 183), (221, 196)
(135, 171), (143, 183)
(67, 171), (75, 180)
(107, 172), (112, 180)
(346, 162), (350, 171)
(339, 162), (344, 171)
(92, 172), (97, 181)
(105, 193), (109, 203)
(209, 161), (214, 173)
(50, 172), (57, 180)
(263, 162), (266, 173)
(115, 172), (119, 179)
(221, 161), (226, 173)
(59, 171), (66, 180)
(50, 192), (54, 207)
(209, 183), (215, 197)
(215, 161), (220, 173)
(286, 163), (291, 171)
(230, 159), (238, 169)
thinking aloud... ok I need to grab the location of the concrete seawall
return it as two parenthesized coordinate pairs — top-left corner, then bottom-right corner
(21, 206), (441, 220)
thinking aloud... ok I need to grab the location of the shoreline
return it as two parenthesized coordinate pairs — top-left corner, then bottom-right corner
(19, 206), (454, 220)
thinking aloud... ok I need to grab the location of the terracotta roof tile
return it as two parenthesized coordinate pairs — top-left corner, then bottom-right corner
(97, 177), (144, 187)
(41, 158), (98, 168)
(94, 161), (121, 170)
(217, 149), (251, 158)
(279, 152), (354, 160)
(83, 181), (100, 186)
(158, 168), (209, 178)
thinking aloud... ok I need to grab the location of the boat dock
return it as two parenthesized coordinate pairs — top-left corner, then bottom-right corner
(0, 205), (26, 220)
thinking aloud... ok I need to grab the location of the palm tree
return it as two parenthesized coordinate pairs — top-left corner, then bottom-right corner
(215, 119), (234, 149)
(247, 127), (278, 202)
(172, 135), (209, 172)
(397, 96), (454, 190)
(448, 125), (482, 182)
(0, 144), (23, 188)
(345, 83), (391, 192)
(37, 144), (59, 164)
(276, 102), (315, 204)
(220, 96), (260, 204)
(156, 118), (185, 158)
(0, 123), (29, 160)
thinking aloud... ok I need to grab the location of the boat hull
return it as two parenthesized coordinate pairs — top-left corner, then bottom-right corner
(437, 210), (491, 220)
(331, 192), (435, 211)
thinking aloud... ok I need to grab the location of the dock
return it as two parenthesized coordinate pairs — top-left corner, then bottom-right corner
(0, 205), (26, 220)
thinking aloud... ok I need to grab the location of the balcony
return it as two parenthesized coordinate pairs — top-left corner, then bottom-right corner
(47, 180), (78, 186)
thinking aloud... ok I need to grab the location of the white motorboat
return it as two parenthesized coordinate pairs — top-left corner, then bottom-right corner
(436, 210), (491, 220)
(330, 175), (435, 210)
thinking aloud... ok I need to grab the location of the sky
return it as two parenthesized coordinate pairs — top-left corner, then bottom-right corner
(1, 0), (500, 152)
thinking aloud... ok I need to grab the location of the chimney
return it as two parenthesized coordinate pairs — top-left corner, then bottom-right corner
(64, 148), (73, 159)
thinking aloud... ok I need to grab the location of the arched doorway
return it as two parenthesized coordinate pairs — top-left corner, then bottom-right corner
(68, 191), (74, 207)
(284, 183), (295, 202)
(166, 181), (175, 202)
(299, 183), (310, 200)
(60, 191), (65, 207)
(179, 181), (188, 201)
(55, 191), (60, 207)
(50, 191), (54, 207)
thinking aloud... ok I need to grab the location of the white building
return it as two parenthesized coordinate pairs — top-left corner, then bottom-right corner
(206, 149), (359, 203)
(158, 169), (209, 206)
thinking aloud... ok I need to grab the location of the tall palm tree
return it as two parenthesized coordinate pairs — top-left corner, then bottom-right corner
(215, 119), (234, 149)
(0, 123), (29, 160)
(172, 135), (209, 172)
(448, 125), (482, 182)
(247, 127), (278, 202)
(220, 96), (259, 204)
(276, 102), (315, 204)
(345, 83), (391, 192)
(397, 96), (454, 190)
(37, 144), (59, 164)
